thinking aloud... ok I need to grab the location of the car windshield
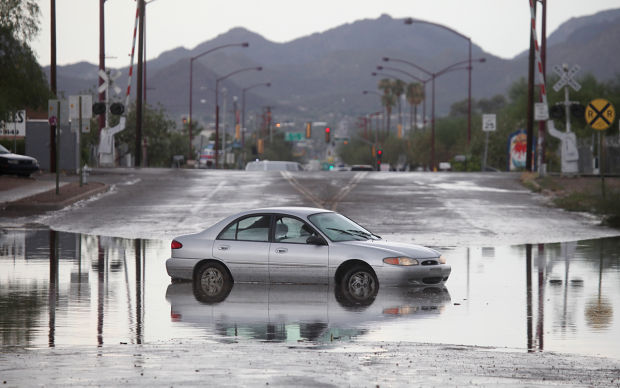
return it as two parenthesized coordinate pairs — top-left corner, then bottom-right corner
(308, 212), (380, 242)
(0, 144), (10, 154)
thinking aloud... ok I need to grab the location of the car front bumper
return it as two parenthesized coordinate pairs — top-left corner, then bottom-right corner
(374, 263), (451, 287)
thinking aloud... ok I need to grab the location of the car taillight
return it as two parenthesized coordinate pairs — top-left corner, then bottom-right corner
(171, 240), (182, 249)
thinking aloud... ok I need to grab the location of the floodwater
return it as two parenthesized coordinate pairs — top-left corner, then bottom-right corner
(1, 228), (619, 359)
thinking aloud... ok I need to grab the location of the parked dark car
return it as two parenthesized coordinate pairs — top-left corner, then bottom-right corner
(0, 144), (39, 177)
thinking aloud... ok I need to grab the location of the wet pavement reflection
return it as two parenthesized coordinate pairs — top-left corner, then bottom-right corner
(1, 228), (619, 359)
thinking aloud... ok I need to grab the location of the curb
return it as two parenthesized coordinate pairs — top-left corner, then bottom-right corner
(4, 183), (110, 212)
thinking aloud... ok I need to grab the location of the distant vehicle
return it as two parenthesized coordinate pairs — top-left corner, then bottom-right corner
(332, 163), (350, 171)
(0, 144), (39, 177)
(350, 164), (375, 171)
(197, 143), (218, 169)
(245, 160), (303, 171)
(166, 207), (451, 302)
(439, 162), (452, 171)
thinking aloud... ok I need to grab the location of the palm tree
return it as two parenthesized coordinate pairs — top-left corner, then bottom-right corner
(406, 83), (424, 131)
(391, 79), (406, 137)
(377, 79), (396, 136)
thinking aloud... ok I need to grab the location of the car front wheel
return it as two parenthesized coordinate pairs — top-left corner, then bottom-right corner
(340, 265), (378, 304)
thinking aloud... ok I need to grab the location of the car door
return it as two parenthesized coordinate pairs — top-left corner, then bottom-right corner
(212, 214), (271, 283)
(268, 215), (329, 284)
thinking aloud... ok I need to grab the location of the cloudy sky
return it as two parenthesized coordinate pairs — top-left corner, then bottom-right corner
(32, 0), (619, 67)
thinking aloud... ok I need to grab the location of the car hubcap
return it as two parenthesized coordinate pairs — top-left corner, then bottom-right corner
(348, 271), (375, 299)
(200, 268), (224, 296)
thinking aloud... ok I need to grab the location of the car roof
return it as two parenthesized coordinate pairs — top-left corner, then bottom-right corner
(237, 206), (332, 218)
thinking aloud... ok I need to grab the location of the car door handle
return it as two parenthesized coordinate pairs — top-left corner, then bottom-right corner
(275, 248), (287, 254)
(217, 245), (230, 251)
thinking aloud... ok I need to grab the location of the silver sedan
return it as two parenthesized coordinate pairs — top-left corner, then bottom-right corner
(166, 207), (451, 301)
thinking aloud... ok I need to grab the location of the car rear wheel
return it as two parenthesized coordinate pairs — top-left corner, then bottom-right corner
(193, 261), (232, 303)
(340, 265), (378, 304)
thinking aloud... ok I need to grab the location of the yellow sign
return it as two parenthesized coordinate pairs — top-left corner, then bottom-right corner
(585, 98), (615, 130)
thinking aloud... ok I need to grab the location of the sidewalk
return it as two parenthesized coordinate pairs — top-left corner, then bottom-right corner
(0, 172), (109, 215)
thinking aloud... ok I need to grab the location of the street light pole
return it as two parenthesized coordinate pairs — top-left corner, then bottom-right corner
(404, 18), (473, 146)
(215, 66), (263, 168)
(381, 57), (485, 171)
(188, 42), (249, 160)
(241, 82), (271, 148)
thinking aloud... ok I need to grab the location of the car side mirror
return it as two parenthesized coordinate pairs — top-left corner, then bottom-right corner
(306, 235), (327, 246)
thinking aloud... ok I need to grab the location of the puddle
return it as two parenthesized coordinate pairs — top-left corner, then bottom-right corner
(0, 228), (618, 359)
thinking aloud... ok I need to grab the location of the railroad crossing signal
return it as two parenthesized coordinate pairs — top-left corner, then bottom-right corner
(553, 64), (581, 92)
(585, 99), (616, 131)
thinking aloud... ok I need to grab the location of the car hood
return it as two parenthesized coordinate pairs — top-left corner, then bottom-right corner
(336, 239), (439, 259)
(0, 153), (37, 162)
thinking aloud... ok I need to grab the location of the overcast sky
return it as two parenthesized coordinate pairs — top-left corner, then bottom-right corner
(32, 0), (619, 67)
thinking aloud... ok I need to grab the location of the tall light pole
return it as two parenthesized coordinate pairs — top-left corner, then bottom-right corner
(188, 42), (249, 160)
(404, 18), (474, 146)
(241, 82), (271, 147)
(215, 66), (263, 168)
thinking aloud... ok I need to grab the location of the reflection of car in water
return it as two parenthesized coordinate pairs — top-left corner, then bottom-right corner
(166, 281), (451, 342)
(166, 207), (451, 299)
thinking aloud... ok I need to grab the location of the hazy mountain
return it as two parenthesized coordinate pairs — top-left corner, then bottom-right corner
(43, 9), (620, 126)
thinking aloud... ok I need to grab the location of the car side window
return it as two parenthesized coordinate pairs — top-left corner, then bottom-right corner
(274, 216), (317, 244)
(218, 215), (271, 242)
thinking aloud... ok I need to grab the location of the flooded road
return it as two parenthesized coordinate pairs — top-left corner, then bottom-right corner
(2, 228), (618, 360)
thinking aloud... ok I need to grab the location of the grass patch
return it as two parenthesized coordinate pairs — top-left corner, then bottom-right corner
(553, 190), (620, 227)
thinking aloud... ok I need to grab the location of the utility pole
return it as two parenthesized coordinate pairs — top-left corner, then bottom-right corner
(98, 0), (105, 135)
(135, 0), (145, 167)
(526, 4), (536, 172)
(50, 0), (57, 172)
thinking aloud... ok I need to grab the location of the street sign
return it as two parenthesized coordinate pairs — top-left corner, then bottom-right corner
(69, 95), (93, 120)
(534, 103), (549, 121)
(553, 64), (581, 92)
(585, 98), (616, 130)
(285, 132), (304, 141)
(48, 99), (69, 125)
(482, 114), (496, 132)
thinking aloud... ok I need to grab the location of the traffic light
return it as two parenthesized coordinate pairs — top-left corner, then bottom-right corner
(377, 149), (383, 170)
(325, 127), (330, 143)
(257, 138), (264, 154)
(110, 102), (125, 115)
(182, 117), (188, 125)
(305, 122), (311, 138)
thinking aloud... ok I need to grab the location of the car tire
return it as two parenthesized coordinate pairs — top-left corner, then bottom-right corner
(193, 261), (232, 304)
(339, 264), (378, 305)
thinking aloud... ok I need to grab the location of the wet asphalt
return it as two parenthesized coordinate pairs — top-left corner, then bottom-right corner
(1, 168), (620, 386)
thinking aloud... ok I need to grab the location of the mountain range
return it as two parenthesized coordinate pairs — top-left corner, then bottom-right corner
(44, 9), (620, 128)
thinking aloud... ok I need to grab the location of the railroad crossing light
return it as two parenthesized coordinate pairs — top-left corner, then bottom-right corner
(325, 127), (330, 143)
(305, 122), (311, 138)
(110, 102), (125, 115)
(92, 102), (106, 115)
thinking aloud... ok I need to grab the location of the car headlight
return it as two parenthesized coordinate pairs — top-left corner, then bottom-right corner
(438, 255), (447, 264)
(383, 257), (419, 266)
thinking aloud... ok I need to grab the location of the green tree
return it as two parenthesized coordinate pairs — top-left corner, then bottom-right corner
(391, 79), (405, 134)
(109, 104), (187, 167)
(406, 83), (424, 130)
(377, 78), (396, 135)
(0, 1), (49, 120)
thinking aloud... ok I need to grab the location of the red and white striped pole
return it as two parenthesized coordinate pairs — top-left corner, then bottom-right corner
(529, 0), (548, 172)
(125, 3), (140, 110)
